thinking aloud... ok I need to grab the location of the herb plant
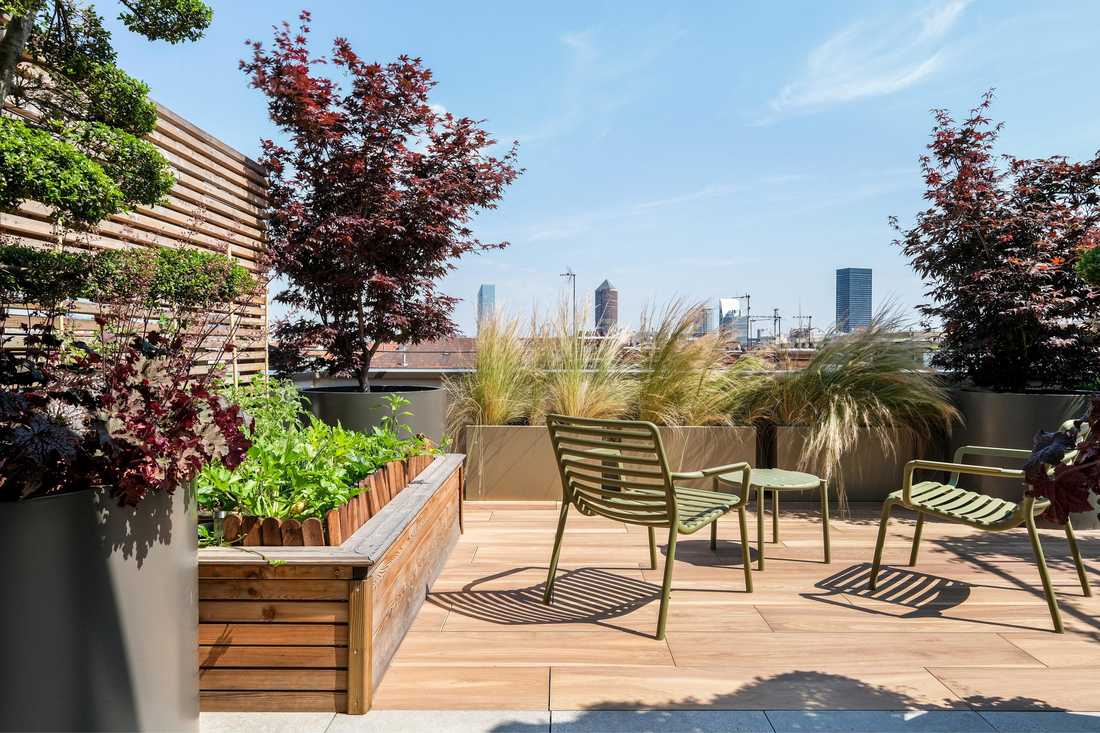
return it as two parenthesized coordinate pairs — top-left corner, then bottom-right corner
(195, 379), (437, 521)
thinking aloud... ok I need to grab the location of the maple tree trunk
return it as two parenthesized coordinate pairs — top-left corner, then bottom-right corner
(0, 4), (40, 104)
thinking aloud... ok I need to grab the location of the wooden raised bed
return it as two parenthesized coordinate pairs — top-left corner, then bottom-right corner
(197, 453), (463, 714)
(222, 454), (436, 546)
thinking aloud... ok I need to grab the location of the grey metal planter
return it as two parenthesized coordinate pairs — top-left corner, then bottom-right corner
(951, 389), (1098, 527)
(304, 385), (446, 444)
(0, 486), (198, 732)
(464, 424), (757, 500)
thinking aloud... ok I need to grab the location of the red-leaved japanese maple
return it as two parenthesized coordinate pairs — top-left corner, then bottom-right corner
(242, 12), (520, 391)
(894, 92), (1100, 392)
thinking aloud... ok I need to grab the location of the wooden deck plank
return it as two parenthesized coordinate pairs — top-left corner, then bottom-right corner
(371, 666), (550, 710)
(383, 500), (1100, 712)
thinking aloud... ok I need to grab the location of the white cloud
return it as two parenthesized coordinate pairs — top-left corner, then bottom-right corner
(764, 0), (970, 121)
(514, 23), (684, 145)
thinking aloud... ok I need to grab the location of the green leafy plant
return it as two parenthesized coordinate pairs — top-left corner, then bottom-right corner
(195, 378), (437, 523)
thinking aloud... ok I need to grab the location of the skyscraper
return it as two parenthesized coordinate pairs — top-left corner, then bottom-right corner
(477, 284), (495, 331)
(595, 279), (618, 335)
(835, 268), (872, 333)
(718, 297), (749, 342)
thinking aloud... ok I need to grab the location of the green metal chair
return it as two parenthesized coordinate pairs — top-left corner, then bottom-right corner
(870, 445), (1092, 633)
(543, 414), (754, 640)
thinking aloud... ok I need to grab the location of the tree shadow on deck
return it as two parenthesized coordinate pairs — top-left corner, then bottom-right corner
(428, 566), (662, 638)
(486, 670), (1068, 732)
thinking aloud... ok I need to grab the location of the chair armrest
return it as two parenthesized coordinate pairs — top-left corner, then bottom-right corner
(952, 445), (1031, 462)
(903, 459), (1024, 503)
(673, 462), (753, 502)
(670, 462), (751, 480)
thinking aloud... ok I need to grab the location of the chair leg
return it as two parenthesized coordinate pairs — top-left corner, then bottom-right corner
(738, 507), (753, 593)
(1065, 520), (1092, 597)
(710, 520), (718, 551)
(869, 501), (894, 591)
(648, 526), (658, 570)
(1026, 510), (1064, 633)
(656, 526), (678, 640)
(909, 513), (925, 567)
(820, 479), (831, 564)
(543, 503), (570, 604)
(757, 486), (766, 571)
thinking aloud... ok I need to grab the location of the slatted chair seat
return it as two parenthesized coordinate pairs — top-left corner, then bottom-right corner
(890, 481), (1048, 529)
(870, 446), (1090, 633)
(544, 414), (755, 640)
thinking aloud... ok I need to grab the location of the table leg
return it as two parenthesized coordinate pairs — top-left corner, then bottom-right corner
(772, 490), (780, 544)
(757, 485), (765, 571)
(820, 479), (831, 563)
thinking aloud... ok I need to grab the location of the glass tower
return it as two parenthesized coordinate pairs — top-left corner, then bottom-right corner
(835, 268), (872, 332)
(477, 284), (495, 330)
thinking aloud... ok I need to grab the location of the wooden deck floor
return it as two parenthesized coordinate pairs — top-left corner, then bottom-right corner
(372, 500), (1100, 712)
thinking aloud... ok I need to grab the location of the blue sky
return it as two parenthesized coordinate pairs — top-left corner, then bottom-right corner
(101, 0), (1100, 335)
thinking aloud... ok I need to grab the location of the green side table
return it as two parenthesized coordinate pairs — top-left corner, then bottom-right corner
(718, 467), (830, 570)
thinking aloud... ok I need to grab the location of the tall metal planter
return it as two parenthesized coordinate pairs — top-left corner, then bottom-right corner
(0, 486), (198, 732)
(304, 386), (446, 444)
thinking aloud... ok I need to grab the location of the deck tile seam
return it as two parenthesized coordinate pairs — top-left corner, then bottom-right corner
(995, 632), (1052, 668)
(916, 665), (982, 712)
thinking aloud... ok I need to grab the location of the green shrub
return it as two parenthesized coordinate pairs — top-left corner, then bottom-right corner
(89, 246), (254, 308)
(196, 378), (437, 522)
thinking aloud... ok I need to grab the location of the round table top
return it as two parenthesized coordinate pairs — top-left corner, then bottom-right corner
(718, 467), (822, 491)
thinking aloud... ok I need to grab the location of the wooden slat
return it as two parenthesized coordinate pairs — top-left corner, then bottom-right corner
(199, 564), (352, 580)
(1, 102), (268, 382)
(280, 519), (304, 547)
(260, 517), (282, 546)
(200, 668), (346, 691)
(302, 518), (325, 546)
(199, 623), (348, 646)
(199, 601), (347, 624)
(199, 579), (349, 601)
(201, 691), (346, 712)
(347, 578), (372, 714)
(199, 645), (348, 668)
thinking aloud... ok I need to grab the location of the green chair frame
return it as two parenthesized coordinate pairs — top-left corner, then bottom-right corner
(870, 445), (1091, 633)
(543, 414), (753, 640)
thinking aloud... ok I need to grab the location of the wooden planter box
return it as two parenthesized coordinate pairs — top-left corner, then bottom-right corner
(463, 425), (757, 500)
(220, 455), (436, 546)
(197, 453), (464, 714)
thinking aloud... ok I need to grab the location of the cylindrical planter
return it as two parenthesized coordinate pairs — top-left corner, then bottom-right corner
(0, 486), (198, 732)
(951, 389), (1097, 527)
(774, 426), (933, 502)
(304, 386), (446, 444)
(463, 424), (757, 500)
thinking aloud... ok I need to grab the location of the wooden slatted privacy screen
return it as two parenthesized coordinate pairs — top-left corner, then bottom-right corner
(0, 103), (269, 381)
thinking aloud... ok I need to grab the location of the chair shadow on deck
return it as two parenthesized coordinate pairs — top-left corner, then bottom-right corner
(808, 561), (971, 618)
(428, 566), (662, 637)
(806, 561), (1099, 633)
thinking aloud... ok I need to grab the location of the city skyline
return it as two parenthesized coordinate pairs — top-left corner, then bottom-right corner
(101, 1), (1100, 336)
